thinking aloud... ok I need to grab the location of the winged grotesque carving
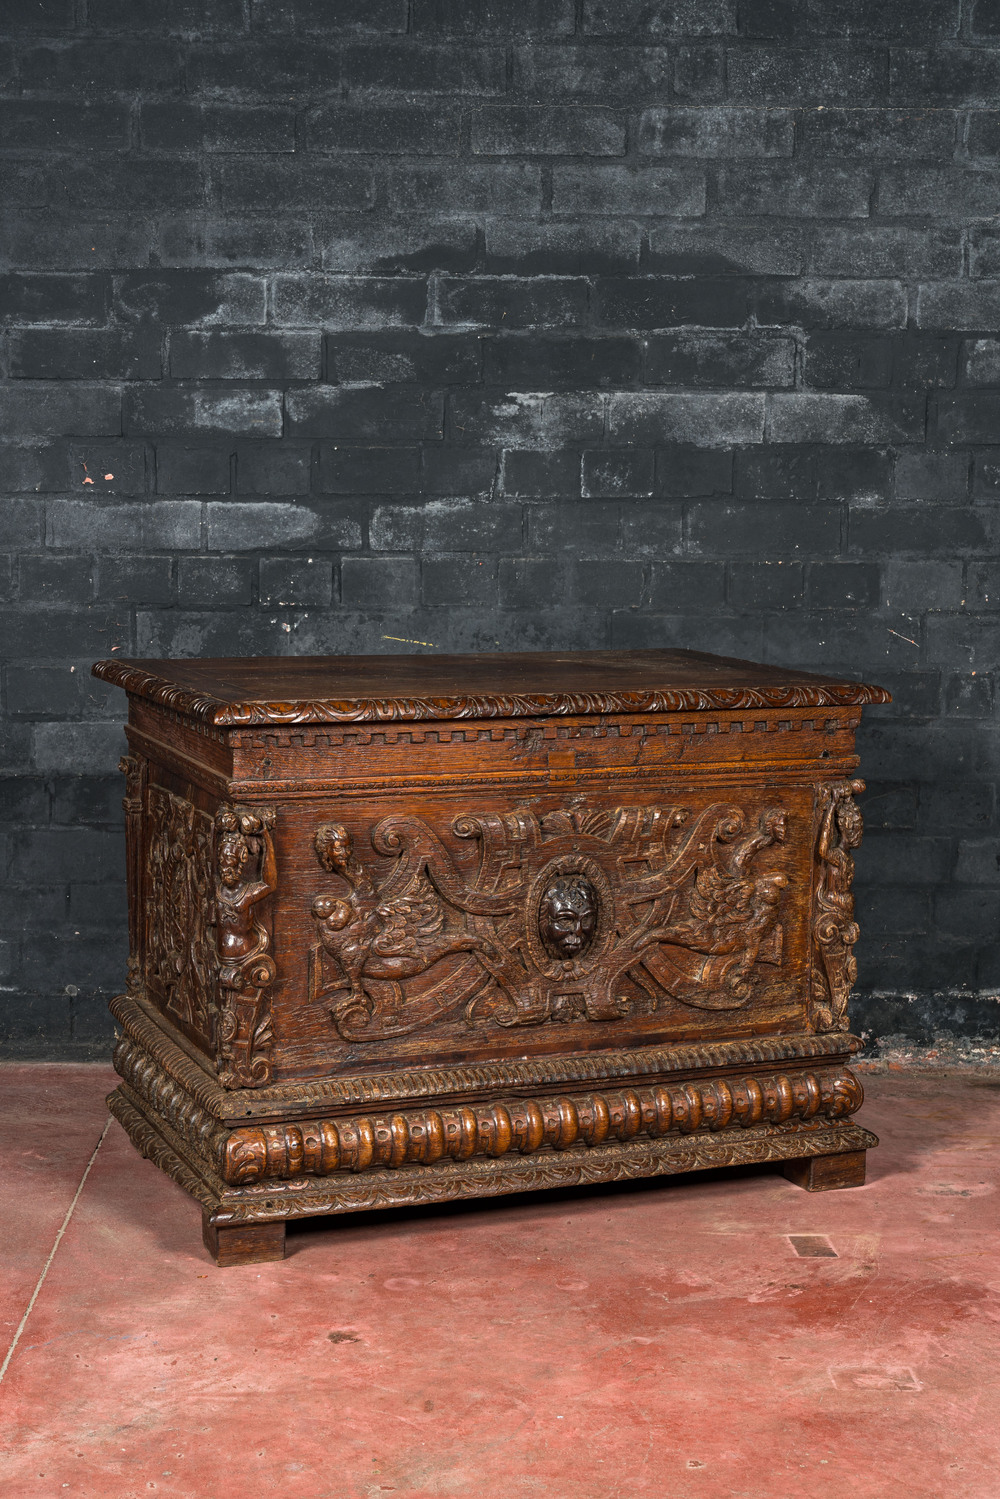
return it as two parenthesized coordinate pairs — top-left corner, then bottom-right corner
(308, 803), (789, 1041)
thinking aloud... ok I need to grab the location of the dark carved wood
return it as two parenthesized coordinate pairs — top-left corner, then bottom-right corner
(91, 650), (891, 725)
(808, 779), (864, 1034)
(144, 786), (216, 1047)
(216, 1067), (864, 1185)
(308, 802), (788, 1037)
(214, 805), (277, 1089)
(92, 649), (887, 1265)
(108, 986), (869, 1114)
(119, 754), (145, 993)
(109, 1027), (864, 1187)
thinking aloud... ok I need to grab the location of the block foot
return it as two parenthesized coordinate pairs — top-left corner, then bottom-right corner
(782, 1148), (867, 1192)
(202, 1211), (286, 1267)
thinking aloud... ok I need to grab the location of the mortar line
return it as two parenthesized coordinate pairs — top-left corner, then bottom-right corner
(0, 1118), (112, 1388)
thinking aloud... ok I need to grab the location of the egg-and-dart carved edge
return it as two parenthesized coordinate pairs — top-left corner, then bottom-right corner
(109, 989), (863, 1122)
(112, 1032), (864, 1186)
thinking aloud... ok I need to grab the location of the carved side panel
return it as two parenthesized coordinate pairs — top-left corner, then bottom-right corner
(808, 779), (865, 1034)
(144, 786), (217, 1048)
(119, 754), (146, 993)
(307, 800), (790, 1042)
(142, 789), (279, 1086)
(214, 805), (277, 1090)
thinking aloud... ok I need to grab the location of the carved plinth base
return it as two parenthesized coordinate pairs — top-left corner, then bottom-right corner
(106, 999), (878, 1266)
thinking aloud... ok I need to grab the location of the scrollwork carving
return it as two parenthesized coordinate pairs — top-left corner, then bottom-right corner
(309, 801), (789, 1040)
(144, 787), (216, 1045)
(809, 779), (865, 1034)
(215, 805), (278, 1090)
(310, 821), (492, 1039)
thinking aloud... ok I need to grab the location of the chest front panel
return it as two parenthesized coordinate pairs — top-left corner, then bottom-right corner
(265, 783), (820, 1080)
(206, 710), (853, 1081)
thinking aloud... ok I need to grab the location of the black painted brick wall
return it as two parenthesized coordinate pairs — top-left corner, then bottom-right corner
(3, 0), (1000, 1055)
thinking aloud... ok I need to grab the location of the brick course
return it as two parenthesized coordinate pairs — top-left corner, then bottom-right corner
(1, 0), (998, 1055)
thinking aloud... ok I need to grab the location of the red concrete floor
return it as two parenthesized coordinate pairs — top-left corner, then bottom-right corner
(1, 1065), (999, 1499)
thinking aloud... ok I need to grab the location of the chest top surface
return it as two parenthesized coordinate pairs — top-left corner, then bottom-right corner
(92, 648), (890, 727)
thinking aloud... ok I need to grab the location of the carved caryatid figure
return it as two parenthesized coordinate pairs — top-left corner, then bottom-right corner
(810, 780), (864, 1033)
(217, 811), (276, 963)
(215, 806), (277, 1089)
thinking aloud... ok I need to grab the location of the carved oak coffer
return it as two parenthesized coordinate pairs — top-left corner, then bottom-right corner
(91, 649), (889, 1267)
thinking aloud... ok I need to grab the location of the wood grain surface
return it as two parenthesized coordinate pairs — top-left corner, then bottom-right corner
(92, 649), (891, 725)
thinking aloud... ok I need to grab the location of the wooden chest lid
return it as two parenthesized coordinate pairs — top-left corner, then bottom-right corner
(92, 649), (890, 727)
